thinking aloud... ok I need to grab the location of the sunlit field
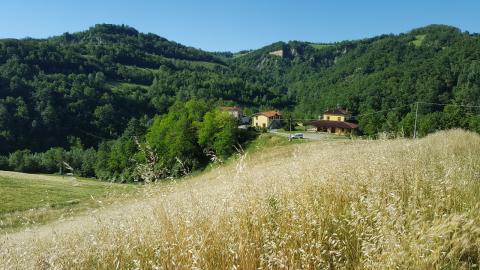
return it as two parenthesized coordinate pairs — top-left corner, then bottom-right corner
(1, 130), (479, 269)
(0, 172), (135, 232)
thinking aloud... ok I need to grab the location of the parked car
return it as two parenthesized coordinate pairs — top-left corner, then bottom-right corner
(290, 133), (304, 139)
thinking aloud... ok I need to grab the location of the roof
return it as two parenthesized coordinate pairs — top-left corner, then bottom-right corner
(253, 111), (282, 118)
(324, 108), (350, 115)
(307, 120), (358, 129)
(219, 106), (242, 112)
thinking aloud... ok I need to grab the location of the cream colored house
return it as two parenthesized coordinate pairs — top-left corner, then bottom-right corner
(309, 108), (358, 135)
(252, 111), (282, 129)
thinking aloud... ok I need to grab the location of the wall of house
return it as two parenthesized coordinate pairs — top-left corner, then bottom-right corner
(323, 114), (345, 122)
(252, 115), (269, 128)
(326, 127), (346, 135)
(319, 127), (350, 135)
(227, 110), (240, 119)
(334, 128), (355, 135)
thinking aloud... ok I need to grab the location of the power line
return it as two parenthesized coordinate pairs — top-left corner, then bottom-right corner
(352, 104), (413, 119)
(76, 101), (480, 142)
(283, 105), (413, 122)
(287, 101), (480, 123)
(417, 102), (480, 108)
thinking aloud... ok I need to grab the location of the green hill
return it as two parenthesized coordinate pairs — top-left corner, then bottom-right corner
(1, 24), (479, 180)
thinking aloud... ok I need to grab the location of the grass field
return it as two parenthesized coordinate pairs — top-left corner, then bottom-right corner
(107, 81), (149, 91)
(245, 133), (308, 152)
(0, 172), (136, 232)
(1, 129), (479, 269)
(309, 43), (333, 50)
(412, 34), (426, 47)
(232, 51), (251, 58)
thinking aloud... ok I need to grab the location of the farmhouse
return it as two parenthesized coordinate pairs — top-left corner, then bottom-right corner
(219, 106), (250, 124)
(308, 108), (358, 135)
(252, 111), (282, 129)
(219, 106), (243, 119)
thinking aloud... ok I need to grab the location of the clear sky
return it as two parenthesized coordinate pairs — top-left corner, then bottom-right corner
(1, 0), (479, 52)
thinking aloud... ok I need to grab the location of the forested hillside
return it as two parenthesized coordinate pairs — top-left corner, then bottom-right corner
(0, 24), (281, 154)
(1, 24), (479, 180)
(232, 25), (480, 136)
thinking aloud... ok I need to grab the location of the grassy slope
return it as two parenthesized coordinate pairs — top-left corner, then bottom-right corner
(309, 43), (334, 50)
(0, 171), (136, 231)
(411, 34), (426, 47)
(1, 130), (480, 269)
(245, 133), (308, 152)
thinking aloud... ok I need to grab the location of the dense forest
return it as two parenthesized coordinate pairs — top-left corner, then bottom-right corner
(0, 24), (479, 180)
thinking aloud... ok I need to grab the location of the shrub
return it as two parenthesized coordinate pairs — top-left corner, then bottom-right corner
(8, 150), (40, 173)
(38, 147), (65, 173)
(0, 155), (9, 170)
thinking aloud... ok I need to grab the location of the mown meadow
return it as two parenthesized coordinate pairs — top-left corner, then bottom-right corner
(0, 171), (135, 232)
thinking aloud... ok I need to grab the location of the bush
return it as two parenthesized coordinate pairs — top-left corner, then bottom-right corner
(0, 155), (9, 170)
(79, 148), (97, 177)
(38, 147), (65, 173)
(8, 150), (41, 173)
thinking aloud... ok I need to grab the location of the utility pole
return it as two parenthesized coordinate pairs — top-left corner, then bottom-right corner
(413, 102), (419, 139)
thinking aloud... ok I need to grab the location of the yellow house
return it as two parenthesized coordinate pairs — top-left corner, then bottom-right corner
(252, 111), (282, 129)
(322, 108), (352, 122)
(308, 108), (358, 135)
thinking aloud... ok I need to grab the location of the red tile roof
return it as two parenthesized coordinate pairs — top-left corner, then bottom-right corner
(219, 106), (242, 112)
(307, 120), (358, 129)
(324, 108), (350, 115)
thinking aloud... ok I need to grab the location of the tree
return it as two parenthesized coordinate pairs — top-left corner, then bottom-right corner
(146, 100), (209, 177)
(8, 150), (40, 173)
(213, 116), (237, 158)
(198, 110), (238, 158)
(94, 104), (116, 136)
(40, 147), (65, 173)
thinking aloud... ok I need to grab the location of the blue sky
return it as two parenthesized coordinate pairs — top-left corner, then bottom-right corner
(1, 0), (479, 52)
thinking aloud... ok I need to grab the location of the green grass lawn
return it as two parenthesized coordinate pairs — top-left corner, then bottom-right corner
(0, 171), (137, 232)
(107, 81), (149, 91)
(309, 43), (333, 50)
(233, 51), (251, 58)
(245, 133), (308, 153)
(411, 34), (426, 47)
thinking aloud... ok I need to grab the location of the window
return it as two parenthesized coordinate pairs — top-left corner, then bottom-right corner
(326, 116), (330, 120)
(337, 117), (341, 121)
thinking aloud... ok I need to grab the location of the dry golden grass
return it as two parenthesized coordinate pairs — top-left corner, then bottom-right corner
(1, 129), (479, 269)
